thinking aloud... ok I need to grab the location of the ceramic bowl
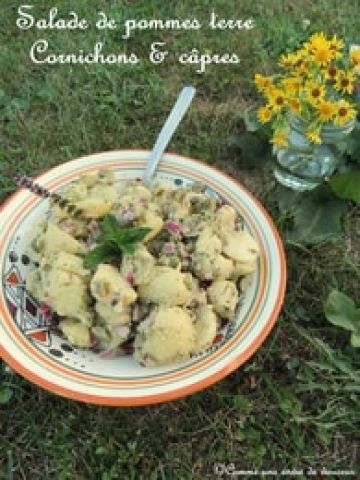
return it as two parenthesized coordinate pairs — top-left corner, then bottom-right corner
(0, 150), (286, 405)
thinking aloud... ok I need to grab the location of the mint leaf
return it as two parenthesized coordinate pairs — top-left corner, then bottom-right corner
(100, 214), (120, 237)
(103, 227), (151, 250)
(114, 227), (151, 245)
(100, 215), (151, 247)
(83, 244), (119, 269)
(324, 290), (360, 332)
(329, 171), (360, 205)
(84, 215), (151, 268)
(119, 243), (138, 255)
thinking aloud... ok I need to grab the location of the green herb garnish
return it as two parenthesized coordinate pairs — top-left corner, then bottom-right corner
(83, 214), (151, 269)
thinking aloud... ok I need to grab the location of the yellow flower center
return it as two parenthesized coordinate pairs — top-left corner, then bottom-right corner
(275, 96), (285, 105)
(321, 104), (332, 114)
(328, 67), (337, 77)
(315, 49), (330, 62)
(312, 88), (321, 98)
(341, 78), (350, 87)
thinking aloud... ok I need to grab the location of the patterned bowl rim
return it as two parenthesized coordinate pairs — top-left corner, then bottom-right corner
(0, 150), (287, 406)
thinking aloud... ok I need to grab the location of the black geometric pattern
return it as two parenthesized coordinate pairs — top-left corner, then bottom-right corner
(3, 265), (52, 347)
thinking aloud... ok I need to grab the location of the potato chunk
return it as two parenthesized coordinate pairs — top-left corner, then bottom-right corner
(138, 266), (192, 306)
(90, 264), (137, 308)
(77, 184), (118, 218)
(222, 230), (259, 264)
(137, 209), (163, 242)
(43, 222), (85, 255)
(60, 319), (91, 348)
(195, 226), (222, 256)
(214, 205), (237, 233)
(208, 280), (238, 320)
(134, 307), (196, 366)
(121, 245), (155, 286)
(193, 305), (218, 353)
(41, 252), (91, 325)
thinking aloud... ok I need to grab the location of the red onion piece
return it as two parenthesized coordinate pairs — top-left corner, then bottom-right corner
(124, 271), (135, 286)
(163, 242), (176, 255)
(165, 220), (182, 234)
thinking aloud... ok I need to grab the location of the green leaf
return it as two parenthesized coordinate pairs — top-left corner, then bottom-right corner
(286, 185), (347, 243)
(100, 215), (151, 248)
(100, 214), (121, 237)
(325, 290), (360, 332)
(119, 242), (137, 255)
(0, 386), (13, 404)
(83, 244), (119, 269)
(351, 333), (360, 348)
(275, 184), (303, 214)
(85, 215), (151, 268)
(114, 227), (151, 246)
(329, 171), (360, 205)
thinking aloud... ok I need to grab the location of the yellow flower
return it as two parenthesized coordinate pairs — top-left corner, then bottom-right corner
(323, 65), (338, 81)
(350, 45), (360, 74)
(279, 52), (301, 69)
(334, 100), (356, 126)
(316, 100), (336, 123)
(305, 81), (325, 106)
(294, 59), (311, 79)
(306, 127), (322, 144)
(334, 70), (356, 94)
(257, 105), (273, 123)
(254, 74), (273, 93)
(267, 88), (287, 113)
(307, 32), (328, 50)
(282, 76), (302, 96)
(289, 98), (302, 115)
(263, 83), (277, 97)
(307, 32), (333, 65)
(271, 130), (288, 148)
(329, 35), (344, 59)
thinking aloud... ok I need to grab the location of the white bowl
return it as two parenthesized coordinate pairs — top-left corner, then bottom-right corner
(0, 150), (286, 405)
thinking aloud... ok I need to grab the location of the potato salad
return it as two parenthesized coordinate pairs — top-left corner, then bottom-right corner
(26, 171), (259, 367)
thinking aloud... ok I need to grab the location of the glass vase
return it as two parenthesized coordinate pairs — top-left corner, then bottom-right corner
(273, 115), (355, 191)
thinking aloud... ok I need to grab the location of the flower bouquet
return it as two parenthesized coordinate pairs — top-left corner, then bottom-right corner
(254, 32), (360, 189)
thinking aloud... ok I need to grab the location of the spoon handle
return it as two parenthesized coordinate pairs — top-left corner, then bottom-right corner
(143, 86), (196, 184)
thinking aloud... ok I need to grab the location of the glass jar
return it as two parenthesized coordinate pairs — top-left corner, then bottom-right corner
(273, 115), (355, 191)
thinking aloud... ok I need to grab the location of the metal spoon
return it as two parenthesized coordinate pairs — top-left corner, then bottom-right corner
(143, 86), (196, 185)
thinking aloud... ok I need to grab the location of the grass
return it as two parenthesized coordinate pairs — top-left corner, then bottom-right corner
(1, 0), (360, 478)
